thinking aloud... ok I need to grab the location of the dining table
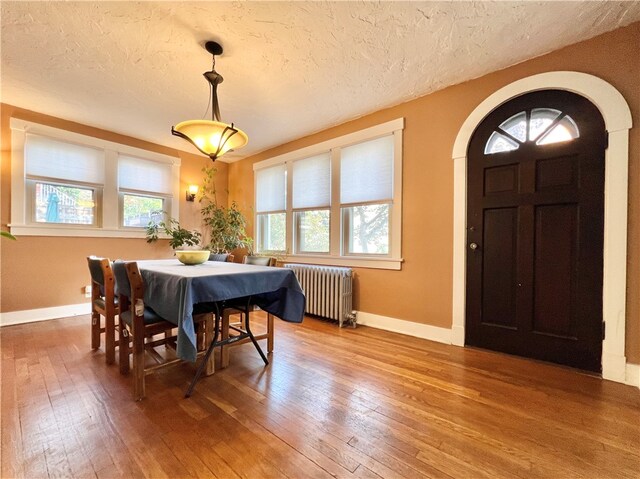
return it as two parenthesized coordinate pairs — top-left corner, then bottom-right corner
(136, 259), (305, 363)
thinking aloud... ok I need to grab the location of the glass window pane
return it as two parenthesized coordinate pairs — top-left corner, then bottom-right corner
(341, 135), (393, 204)
(529, 108), (562, 141)
(123, 194), (164, 227)
(536, 115), (580, 145)
(257, 212), (286, 252)
(344, 204), (389, 255)
(498, 111), (527, 142)
(35, 182), (95, 225)
(296, 210), (330, 253)
(484, 132), (519, 155)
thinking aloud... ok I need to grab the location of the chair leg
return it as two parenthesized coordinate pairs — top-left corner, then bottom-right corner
(133, 329), (146, 401)
(267, 313), (274, 354)
(119, 327), (130, 375)
(205, 314), (215, 376)
(105, 314), (116, 365)
(185, 312), (220, 398)
(196, 322), (204, 351)
(91, 312), (101, 349)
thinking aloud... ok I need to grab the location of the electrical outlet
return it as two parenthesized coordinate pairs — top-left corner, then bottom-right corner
(84, 285), (92, 298)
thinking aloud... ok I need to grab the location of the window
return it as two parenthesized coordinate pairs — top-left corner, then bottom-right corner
(253, 118), (403, 270)
(10, 118), (180, 237)
(24, 134), (104, 226)
(293, 153), (331, 254)
(118, 155), (173, 228)
(33, 182), (97, 225)
(255, 164), (286, 252)
(340, 136), (393, 255)
(122, 194), (164, 227)
(485, 108), (580, 154)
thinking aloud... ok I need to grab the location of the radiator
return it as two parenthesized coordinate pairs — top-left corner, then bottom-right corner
(284, 264), (355, 327)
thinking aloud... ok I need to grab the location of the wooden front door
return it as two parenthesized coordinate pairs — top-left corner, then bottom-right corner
(466, 90), (606, 372)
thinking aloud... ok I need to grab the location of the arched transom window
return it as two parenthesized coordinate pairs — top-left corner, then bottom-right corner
(485, 108), (580, 154)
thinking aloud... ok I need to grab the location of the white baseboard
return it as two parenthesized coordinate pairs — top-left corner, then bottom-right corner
(450, 325), (465, 346)
(625, 363), (640, 388)
(602, 352), (628, 384)
(356, 311), (452, 345)
(0, 303), (91, 327)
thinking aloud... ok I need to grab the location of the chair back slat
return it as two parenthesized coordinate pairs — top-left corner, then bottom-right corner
(113, 260), (131, 298)
(243, 255), (276, 267)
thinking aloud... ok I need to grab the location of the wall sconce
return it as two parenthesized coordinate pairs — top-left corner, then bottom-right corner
(186, 185), (199, 202)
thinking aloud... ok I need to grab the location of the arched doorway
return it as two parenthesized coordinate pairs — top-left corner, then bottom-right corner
(465, 90), (606, 371)
(451, 72), (632, 383)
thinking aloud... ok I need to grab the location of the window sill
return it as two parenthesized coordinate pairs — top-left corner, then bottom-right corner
(281, 254), (403, 270)
(9, 224), (153, 239)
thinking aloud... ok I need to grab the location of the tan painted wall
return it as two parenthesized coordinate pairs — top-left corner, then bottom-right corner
(229, 23), (640, 362)
(0, 104), (228, 312)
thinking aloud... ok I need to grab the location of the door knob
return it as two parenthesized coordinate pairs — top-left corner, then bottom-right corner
(469, 243), (478, 250)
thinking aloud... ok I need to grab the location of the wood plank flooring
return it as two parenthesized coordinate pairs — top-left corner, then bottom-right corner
(1, 313), (639, 479)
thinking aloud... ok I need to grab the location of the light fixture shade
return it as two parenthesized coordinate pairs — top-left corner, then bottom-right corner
(172, 120), (248, 161)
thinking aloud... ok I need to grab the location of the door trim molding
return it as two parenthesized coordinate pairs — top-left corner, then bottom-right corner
(451, 71), (632, 383)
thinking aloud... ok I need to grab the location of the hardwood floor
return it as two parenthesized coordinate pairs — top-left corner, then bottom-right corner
(1, 313), (639, 479)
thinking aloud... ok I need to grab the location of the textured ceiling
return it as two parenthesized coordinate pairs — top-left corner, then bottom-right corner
(2, 1), (640, 161)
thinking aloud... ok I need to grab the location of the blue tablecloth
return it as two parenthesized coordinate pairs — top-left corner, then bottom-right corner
(137, 260), (305, 362)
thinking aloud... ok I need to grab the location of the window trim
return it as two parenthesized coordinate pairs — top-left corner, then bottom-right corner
(10, 118), (180, 238)
(253, 118), (404, 270)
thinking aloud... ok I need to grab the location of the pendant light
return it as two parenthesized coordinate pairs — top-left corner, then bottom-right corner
(172, 41), (248, 161)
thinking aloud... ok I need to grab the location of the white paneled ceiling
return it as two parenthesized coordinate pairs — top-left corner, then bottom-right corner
(2, 1), (639, 161)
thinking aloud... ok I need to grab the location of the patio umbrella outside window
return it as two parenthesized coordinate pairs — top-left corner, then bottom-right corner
(45, 192), (60, 223)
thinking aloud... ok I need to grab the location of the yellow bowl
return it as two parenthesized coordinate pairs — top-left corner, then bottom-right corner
(175, 250), (210, 265)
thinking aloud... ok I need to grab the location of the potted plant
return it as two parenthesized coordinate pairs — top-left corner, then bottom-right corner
(146, 217), (202, 249)
(199, 166), (252, 261)
(146, 218), (209, 264)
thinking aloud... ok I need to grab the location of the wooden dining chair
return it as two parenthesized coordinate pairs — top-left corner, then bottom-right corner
(208, 252), (235, 262)
(86, 256), (120, 365)
(113, 261), (214, 400)
(242, 255), (276, 266)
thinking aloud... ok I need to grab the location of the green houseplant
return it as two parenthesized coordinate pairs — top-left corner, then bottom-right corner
(200, 166), (252, 254)
(145, 217), (202, 249)
(1, 231), (16, 241)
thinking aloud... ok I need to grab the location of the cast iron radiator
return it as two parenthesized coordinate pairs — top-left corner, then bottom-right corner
(283, 264), (355, 327)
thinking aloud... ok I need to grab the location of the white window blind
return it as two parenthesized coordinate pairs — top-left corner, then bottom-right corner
(256, 164), (286, 212)
(25, 134), (105, 184)
(292, 153), (330, 209)
(118, 155), (173, 195)
(340, 135), (393, 204)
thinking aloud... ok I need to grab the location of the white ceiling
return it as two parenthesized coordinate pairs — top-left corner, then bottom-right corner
(2, 1), (639, 162)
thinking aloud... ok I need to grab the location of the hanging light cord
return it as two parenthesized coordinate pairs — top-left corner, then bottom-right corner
(201, 57), (215, 120)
